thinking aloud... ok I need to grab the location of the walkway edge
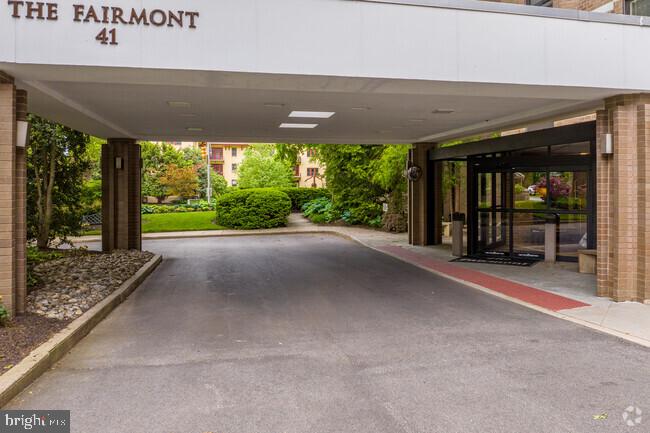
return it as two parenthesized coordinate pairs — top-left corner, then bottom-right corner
(0, 254), (163, 408)
(366, 244), (650, 349)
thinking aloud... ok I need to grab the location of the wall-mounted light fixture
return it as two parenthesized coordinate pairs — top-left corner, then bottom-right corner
(601, 133), (613, 155)
(115, 157), (123, 169)
(16, 121), (29, 148)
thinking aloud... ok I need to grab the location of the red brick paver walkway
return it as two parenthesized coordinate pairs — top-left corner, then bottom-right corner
(377, 245), (590, 312)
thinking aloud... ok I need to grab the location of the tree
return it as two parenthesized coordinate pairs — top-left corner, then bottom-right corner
(372, 145), (410, 231)
(159, 164), (200, 200)
(237, 144), (294, 189)
(141, 141), (188, 203)
(372, 145), (409, 205)
(210, 170), (229, 197)
(27, 115), (91, 248)
(196, 162), (229, 200)
(313, 144), (384, 225)
(276, 143), (410, 230)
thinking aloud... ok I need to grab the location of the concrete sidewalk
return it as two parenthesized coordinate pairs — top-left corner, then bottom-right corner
(71, 213), (650, 346)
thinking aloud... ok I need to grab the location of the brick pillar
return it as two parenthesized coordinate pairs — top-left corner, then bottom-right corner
(597, 94), (650, 302)
(14, 90), (27, 314)
(638, 104), (650, 303)
(101, 139), (141, 252)
(596, 110), (612, 298)
(409, 143), (440, 246)
(0, 81), (16, 315)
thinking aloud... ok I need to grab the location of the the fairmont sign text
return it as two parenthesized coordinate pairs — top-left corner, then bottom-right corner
(6, 1), (200, 45)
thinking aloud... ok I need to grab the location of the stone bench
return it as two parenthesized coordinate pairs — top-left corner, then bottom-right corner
(578, 249), (597, 274)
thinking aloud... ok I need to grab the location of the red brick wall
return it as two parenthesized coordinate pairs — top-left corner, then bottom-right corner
(487, 0), (624, 11)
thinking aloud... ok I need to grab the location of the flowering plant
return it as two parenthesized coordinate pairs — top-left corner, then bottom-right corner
(536, 176), (571, 199)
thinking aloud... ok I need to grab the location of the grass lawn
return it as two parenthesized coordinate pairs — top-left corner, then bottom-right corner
(83, 211), (224, 235)
(142, 211), (224, 233)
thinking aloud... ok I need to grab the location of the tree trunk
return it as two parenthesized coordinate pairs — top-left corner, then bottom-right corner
(37, 145), (57, 249)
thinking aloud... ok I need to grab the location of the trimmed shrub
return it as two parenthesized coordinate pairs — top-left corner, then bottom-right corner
(215, 189), (292, 229)
(141, 201), (215, 214)
(277, 187), (330, 211)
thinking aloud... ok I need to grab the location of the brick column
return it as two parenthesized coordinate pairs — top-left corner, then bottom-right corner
(101, 139), (141, 252)
(0, 81), (16, 315)
(597, 94), (650, 302)
(14, 90), (27, 314)
(409, 143), (440, 246)
(638, 104), (650, 303)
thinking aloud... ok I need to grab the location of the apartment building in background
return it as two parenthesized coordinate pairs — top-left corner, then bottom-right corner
(189, 143), (325, 188)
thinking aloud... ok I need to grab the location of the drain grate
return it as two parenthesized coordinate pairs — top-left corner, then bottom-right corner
(451, 255), (538, 267)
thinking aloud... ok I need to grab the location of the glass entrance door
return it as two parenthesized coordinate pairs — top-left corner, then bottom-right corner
(470, 163), (594, 262)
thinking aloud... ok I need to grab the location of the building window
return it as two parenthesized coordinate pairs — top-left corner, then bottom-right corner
(293, 165), (300, 176)
(232, 147), (238, 157)
(212, 147), (224, 161)
(232, 163), (238, 172)
(526, 0), (552, 5)
(214, 164), (224, 175)
(307, 149), (316, 157)
(307, 167), (319, 177)
(627, 0), (650, 15)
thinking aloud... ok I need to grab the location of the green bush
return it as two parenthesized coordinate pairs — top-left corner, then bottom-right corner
(0, 297), (8, 327)
(276, 187), (330, 211)
(341, 202), (383, 227)
(302, 197), (340, 224)
(215, 189), (292, 229)
(27, 247), (63, 290)
(141, 200), (215, 214)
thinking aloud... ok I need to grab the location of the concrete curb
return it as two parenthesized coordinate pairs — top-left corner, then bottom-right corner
(0, 254), (162, 408)
(71, 228), (358, 243)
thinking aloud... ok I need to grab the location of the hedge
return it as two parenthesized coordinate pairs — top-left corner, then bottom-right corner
(276, 187), (330, 211)
(142, 201), (215, 214)
(215, 188), (292, 229)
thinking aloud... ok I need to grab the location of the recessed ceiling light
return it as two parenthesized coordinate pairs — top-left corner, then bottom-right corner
(433, 108), (456, 114)
(264, 103), (285, 108)
(279, 123), (319, 129)
(351, 107), (371, 111)
(168, 101), (191, 108)
(186, 127), (203, 132)
(289, 111), (335, 119)
(408, 119), (425, 123)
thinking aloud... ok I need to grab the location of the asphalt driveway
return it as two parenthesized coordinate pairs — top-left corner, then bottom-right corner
(7, 234), (650, 433)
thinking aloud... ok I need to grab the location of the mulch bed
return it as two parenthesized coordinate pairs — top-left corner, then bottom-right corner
(1, 248), (153, 377)
(0, 314), (70, 375)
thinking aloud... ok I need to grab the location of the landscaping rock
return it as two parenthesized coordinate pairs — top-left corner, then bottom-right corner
(26, 250), (154, 321)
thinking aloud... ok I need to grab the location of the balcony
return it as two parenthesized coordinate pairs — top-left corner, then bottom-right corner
(210, 148), (224, 162)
